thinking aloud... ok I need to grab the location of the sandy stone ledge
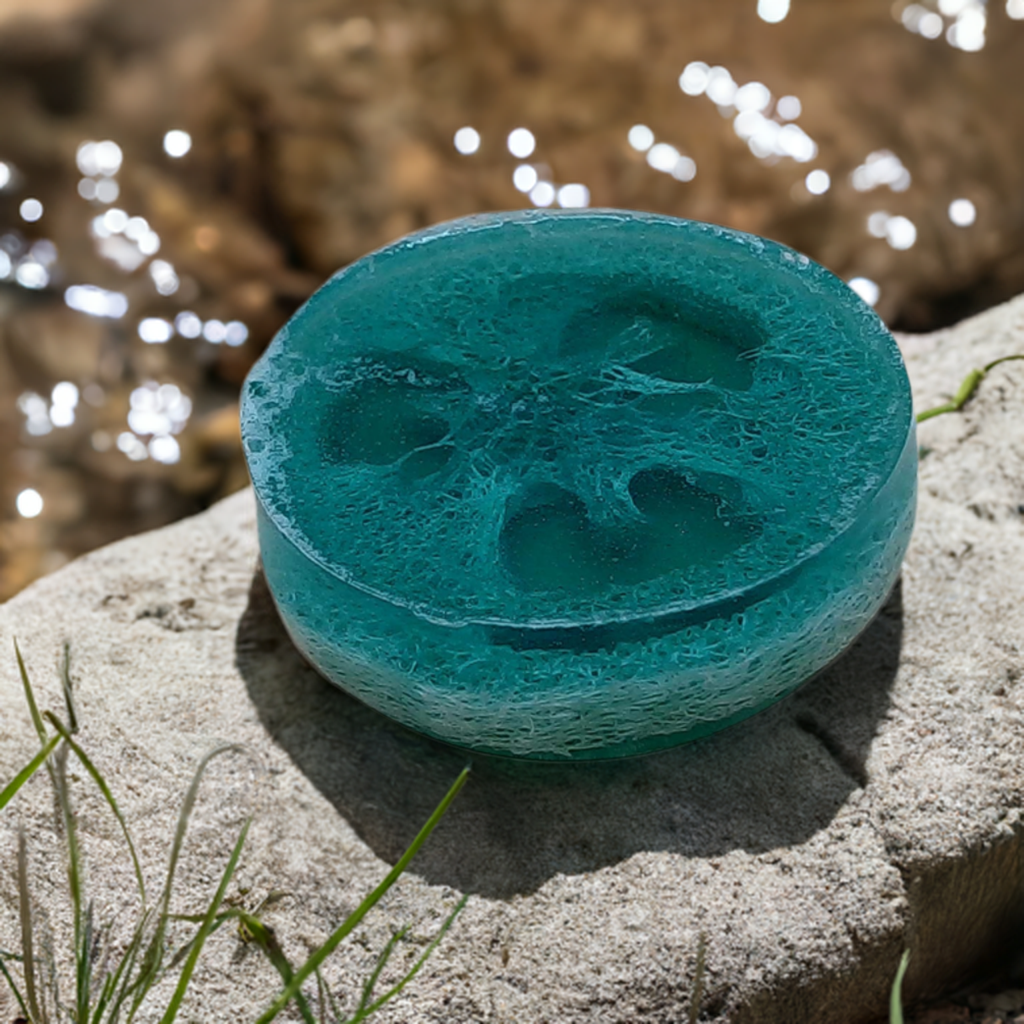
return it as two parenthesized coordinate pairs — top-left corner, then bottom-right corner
(2, 296), (1024, 1023)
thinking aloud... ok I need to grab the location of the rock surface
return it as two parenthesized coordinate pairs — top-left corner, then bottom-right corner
(2, 296), (1024, 1022)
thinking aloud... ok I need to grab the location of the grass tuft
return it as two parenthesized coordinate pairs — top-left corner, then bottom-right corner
(158, 819), (252, 1024)
(254, 765), (471, 1023)
(2, 641), (469, 1022)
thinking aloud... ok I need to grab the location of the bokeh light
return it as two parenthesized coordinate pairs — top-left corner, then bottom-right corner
(868, 211), (891, 238)
(949, 198), (977, 226)
(76, 140), (123, 177)
(757, 0), (791, 24)
(679, 62), (711, 96)
(19, 392), (51, 436)
(848, 277), (881, 306)
(16, 489), (44, 519)
(175, 311), (203, 338)
(647, 143), (681, 172)
(705, 67), (737, 106)
(902, 5), (944, 39)
(149, 259), (180, 295)
(149, 435), (181, 464)
(453, 127), (481, 154)
(513, 165), (539, 192)
(163, 129), (192, 157)
(507, 128), (536, 159)
(225, 321), (250, 346)
(529, 181), (556, 207)
(885, 215), (917, 250)
(556, 184), (590, 208)
(776, 95), (801, 120)
(735, 82), (772, 113)
(19, 199), (43, 222)
(139, 318), (174, 343)
(15, 260), (48, 289)
(805, 169), (831, 194)
(628, 124), (655, 152)
(851, 151), (911, 192)
(203, 319), (227, 343)
(672, 156), (697, 182)
(95, 179), (119, 203)
(50, 382), (79, 428)
(65, 284), (128, 318)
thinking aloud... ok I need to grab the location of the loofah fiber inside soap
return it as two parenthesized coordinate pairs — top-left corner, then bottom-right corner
(242, 210), (916, 760)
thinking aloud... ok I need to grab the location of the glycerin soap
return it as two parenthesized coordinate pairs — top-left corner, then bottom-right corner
(242, 210), (916, 760)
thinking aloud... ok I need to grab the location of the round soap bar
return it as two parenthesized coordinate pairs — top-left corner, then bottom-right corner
(242, 210), (916, 761)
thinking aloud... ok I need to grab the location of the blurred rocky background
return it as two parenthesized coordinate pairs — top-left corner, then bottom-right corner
(1, 0), (1023, 600)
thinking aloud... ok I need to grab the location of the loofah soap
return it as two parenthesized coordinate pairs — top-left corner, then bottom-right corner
(241, 210), (916, 760)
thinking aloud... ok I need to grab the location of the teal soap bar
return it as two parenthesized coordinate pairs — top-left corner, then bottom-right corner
(241, 210), (916, 761)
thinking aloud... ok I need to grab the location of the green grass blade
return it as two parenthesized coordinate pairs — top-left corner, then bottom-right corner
(92, 964), (118, 1024)
(50, 745), (88, 1023)
(14, 639), (49, 748)
(40, 939), (59, 1024)
(44, 712), (147, 909)
(132, 743), (251, 1013)
(234, 912), (316, 1024)
(916, 368), (983, 422)
(0, 950), (31, 1022)
(164, 911), (243, 972)
(890, 949), (910, 1024)
(316, 966), (344, 1023)
(158, 744), (251, 916)
(165, 906), (316, 1021)
(355, 926), (408, 1015)
(0, 734), (61, 812)
(157, 818), (251, 1024)
(103, 910), (154, 1024)
(59, 642), (80, 735)
(916, 354), (1024, 422)
(347, 896), (468, 1024)
(984, 353), (1024, 373)
(315, 968), (328, 1023)
(47, 745), (87, 1024)
(18, 831), (48, 1024)
(79, 900), (95, 1023)
(255, 766), (470, 1024)
(313, 966), (346, 1024)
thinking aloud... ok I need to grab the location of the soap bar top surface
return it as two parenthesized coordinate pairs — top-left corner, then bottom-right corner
(243, 210), (911, 635)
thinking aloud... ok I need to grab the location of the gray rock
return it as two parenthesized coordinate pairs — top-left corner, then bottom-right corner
(2, 296), (1024, 1023)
